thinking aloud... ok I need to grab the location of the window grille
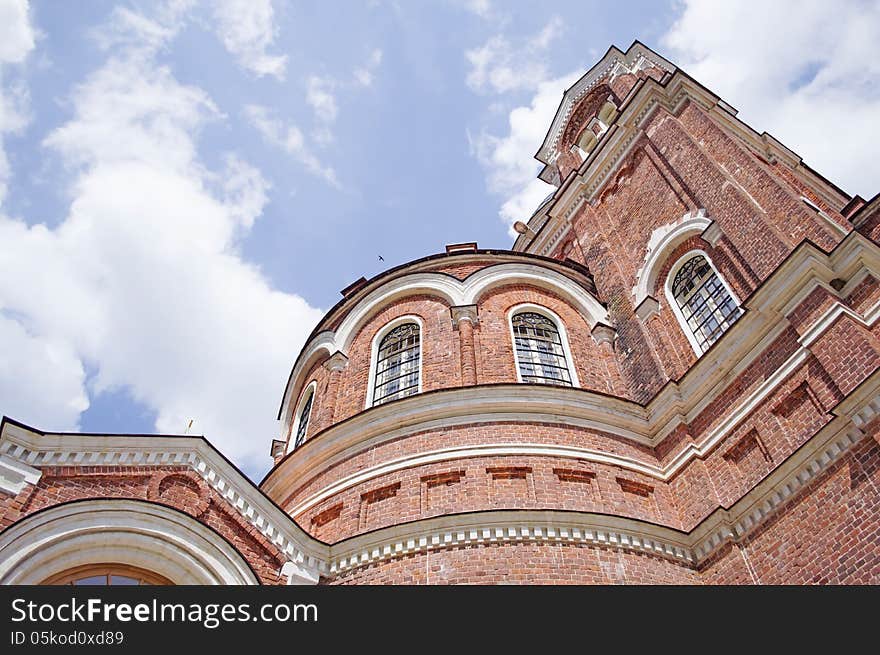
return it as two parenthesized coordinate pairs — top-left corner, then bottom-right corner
(293, 389), (314, 449)
(671, 254), (741, 352)
(511, 312), (572, 386)
(373, 323), (421, 405)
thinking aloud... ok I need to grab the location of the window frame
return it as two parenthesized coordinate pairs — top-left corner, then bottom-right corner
(287, 380), (317, 453)
(664, 249), (741, 355)
(507, 303), (580, 387)
(365, 315), (424, 409)
(43, 564), (171, 586)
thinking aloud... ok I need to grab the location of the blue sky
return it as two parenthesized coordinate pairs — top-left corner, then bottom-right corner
(0, 0), (877, 479)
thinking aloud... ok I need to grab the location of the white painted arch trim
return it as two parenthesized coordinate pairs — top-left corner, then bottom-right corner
(365, 315), (424, 409)
(507, 303), (581, 387)
(664, 249), (742, 356)
(281, 263), (609, 426)
(0, 500), (259, 585)
(632, 210), (713, 308)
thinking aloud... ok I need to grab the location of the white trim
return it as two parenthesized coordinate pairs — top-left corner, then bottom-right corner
(365, 315), (424, 409)
(286, 381), (317, 454)
(0, 453), (41, 495)
(664, 249), (742, 355)
(1, 367), (878, 578)
(632, 210), (712, 307)
(0, 500), (259, 585)
(507, 303), (580, 387)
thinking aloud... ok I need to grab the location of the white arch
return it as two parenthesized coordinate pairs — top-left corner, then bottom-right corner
(632, 209), (713, 307)
(0, 499), (259, 585)
(280, 262), (609, 426)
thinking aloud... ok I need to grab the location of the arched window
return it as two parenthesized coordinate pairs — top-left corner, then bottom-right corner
(511, 310), (574, 386)
(43, 565), (171, 586)
(372, 322), (421, 406)
(288, 382), (316, 452)
(668, 252), (741, 353)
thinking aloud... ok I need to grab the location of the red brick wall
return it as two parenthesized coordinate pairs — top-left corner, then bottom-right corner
(699, 436), (880, 584)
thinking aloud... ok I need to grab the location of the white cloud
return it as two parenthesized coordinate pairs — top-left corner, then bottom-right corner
(0, 6), (324, 474)
(244, 103), (340, 187)
(0, 0), (36, 205)
(0, 0), (34, 64)
(0, 313), (88, 431)
(306, 75), (338, 123)
(469, 71), (582, 233)
(465, 17), (565, 94)
(662, 0), (880, 197)
(213, 0), (287, 79)
(353, 49), (383, 87)
(528, 16), (563, 50)
(462, 0), (493, 20)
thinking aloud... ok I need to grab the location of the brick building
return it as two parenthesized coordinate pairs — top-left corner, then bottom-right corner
(2, 41), (879, 585)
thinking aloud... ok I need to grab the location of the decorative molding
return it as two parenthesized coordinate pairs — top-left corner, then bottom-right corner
(537, 42), (676, 164)
(329, 510), (696, 575)
(591, 322), (617, 346)
(450, 304), (479, 328)
(280, 262), (609, 425)
(0, 453), (41, 496)
(635, 296), (660, 322)
(323, 351), (349, 373)
(701, 220), (723, 246)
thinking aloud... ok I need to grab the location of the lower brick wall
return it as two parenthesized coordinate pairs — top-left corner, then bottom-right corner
(325, 541), (702, 585)
(699, 436), (880, 584)
(322, 433), (880, 584)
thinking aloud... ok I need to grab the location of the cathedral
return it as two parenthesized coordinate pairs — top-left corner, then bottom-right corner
(2, 41), (879, 585)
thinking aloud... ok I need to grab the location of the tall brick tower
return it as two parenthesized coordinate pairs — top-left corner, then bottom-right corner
(1, 42), (879, 585)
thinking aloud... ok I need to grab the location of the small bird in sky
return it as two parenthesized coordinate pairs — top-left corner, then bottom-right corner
(378, 255), (384, 261)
